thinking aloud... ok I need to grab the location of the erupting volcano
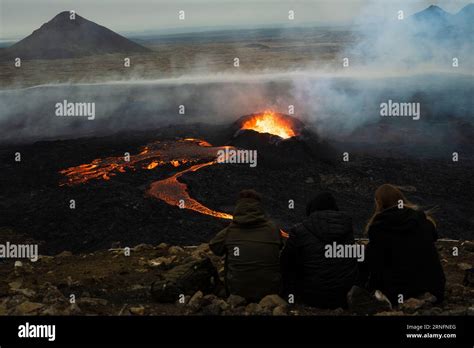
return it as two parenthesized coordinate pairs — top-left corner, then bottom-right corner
(240, 110), (299, 139)
(58, 112), (318, 221)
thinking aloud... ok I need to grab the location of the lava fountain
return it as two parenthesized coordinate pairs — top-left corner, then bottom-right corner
(240, 110), (299, 139)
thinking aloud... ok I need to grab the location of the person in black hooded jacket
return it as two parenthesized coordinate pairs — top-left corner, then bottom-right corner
(281, 192), (359, 308)
(364, 184), (446, 304)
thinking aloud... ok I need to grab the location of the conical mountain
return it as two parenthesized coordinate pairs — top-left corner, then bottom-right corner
(0, 11), (150, 60)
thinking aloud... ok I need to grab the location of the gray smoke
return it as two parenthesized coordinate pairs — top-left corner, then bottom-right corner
(0, 1), (472, 145)
(1, 70), (471, 144)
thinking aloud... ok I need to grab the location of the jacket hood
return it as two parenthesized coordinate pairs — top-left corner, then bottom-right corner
(303, 210), (353, 242)
(232, 198), (267, 226)
(370, 207), (426, 234)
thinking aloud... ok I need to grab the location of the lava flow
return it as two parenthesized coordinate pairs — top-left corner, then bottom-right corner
(240, 110), (298, 139)
(59, 112), (301, 220)
(60, 139), (210, 186)
(147, 161), (233, 220)
(59, 138), (233, 220)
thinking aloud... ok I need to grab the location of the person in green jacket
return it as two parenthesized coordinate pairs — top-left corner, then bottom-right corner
(209, 189), (284, 301)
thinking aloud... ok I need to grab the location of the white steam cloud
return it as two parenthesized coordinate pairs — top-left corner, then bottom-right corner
(0, 1), (472, 146)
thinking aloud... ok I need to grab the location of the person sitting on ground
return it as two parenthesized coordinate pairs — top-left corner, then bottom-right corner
(209, 189), (284, 302)
(281, 191), (359, 308)
(364, 184), (445, 304)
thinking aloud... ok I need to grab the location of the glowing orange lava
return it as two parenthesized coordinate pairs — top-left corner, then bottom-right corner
(59, 139), (212, 186)
(147, 161), (160, 170)
(59, 138), (233, 220)
(183, 138), (212, 147)
(240, 111), (297, 139)
(148, 161), (233, 220)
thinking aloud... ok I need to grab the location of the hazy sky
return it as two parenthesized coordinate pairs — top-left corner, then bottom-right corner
(0, 0), (472, 39)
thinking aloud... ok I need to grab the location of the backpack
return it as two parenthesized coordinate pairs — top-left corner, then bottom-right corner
(151, 257), (220, 302)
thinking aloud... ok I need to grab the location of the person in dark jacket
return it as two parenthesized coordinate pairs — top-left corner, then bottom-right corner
(209, 189), (284, 301)
(281, 192), (359, 308)
(364, 184), (446, 304)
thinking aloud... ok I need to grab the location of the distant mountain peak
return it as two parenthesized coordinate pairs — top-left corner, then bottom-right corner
(35, 11), (88, 33)
(48, 11), (85, 23)
(427, 4), (444, 11)
(0, 11), (150, 61)
(410, 3), (473, 35)
(457, 2), (474, 14)
(52, 10), (78, 19)
(414, 4), (450, 18)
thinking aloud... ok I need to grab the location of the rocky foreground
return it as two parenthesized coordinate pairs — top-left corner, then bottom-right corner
(0, 238), (473, 316)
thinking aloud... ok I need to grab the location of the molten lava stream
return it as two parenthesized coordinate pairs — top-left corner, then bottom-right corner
(147, 161), (233, 220)
(59, 138), (234, 220)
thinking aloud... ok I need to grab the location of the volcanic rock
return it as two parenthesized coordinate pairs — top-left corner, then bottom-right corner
(0, 239), (471, 316)
(8, 281), (22, 290)
(168, 246), (185, 255)
(245, 303), (267, 315)
(0, 282), (10, 297)
(0, 302), (8, 315)
(400, 298), (426, 313)
(227, 294), (247, 308)
(157, 243), (170, 250)
(12, 288), (36, 298)
(77, 297), (108, 307)
(347, 286), (392, 315)
(201, 297), (231, 316)
(188, 291), (204, 310)
(399, 293), (439, 314)
(259, 294), (288, 310)
(464, 269), (474, 287)
(202, 294), (218, 306)
(148, 256), (175, 268)
(462, 241), (474, 252)
(64, 303), (83, 315)
(273, 305), (288, 316)
(133, 244), (154, 252)
(213, 298), (230, 312)
(129, 306), (145, 315)
(374, 290), (392, 309)
(458, 263), (472, 271)
(15, 301), (44, 315)
(418, 292), (438, 304)
(41, 283), (66, 304)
